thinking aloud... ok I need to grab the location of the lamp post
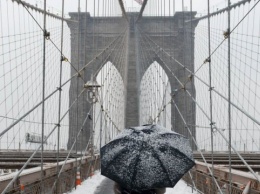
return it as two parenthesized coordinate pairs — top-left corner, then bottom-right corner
(84, 75), (101, 158)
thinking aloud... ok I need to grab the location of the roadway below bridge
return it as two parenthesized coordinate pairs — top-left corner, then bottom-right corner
(0, 150), (83, 169)
(193, 151), (260, 172)
(1, 150), (260, 171)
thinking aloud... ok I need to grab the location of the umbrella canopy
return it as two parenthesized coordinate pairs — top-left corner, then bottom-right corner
(101, 124), (195, 191)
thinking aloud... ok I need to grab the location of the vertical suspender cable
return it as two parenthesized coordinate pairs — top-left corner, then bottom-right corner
(173, 0), (175, 15)
(182, 0), (185, 136)
(83, 0), (88, 156)
(56, 0), (65, 191)
(169, 0), (170, 16)
(207, 0), (215, 191)
(41, 0), (47, 192)
(100, 62), (103, 152)
(75, 0), (81, 187)
(189, 0), (194, 148)
(228, 0), (232, 193)
(98, 0), (102, 151)
(91, 0), (96, 157)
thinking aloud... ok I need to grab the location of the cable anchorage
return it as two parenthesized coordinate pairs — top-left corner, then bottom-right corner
(61, 55), (68, 62)
(223, 28), (230, 39)
(210, 122), (216, 126)
(208, 87), (214, 91)
(188, 74), (193, 81)
(44, 29), (50, 40)
(56, 87), (62, 91)
(203, 57), (211, 64)
(77, 71), (83, 77)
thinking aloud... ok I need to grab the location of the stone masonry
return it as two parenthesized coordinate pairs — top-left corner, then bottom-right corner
(66, 12), (198, 150)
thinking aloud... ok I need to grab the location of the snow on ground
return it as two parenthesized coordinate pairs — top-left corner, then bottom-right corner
(69, 171), (197, 194)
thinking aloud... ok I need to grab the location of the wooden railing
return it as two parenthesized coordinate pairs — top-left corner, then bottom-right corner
(0, 154), (100, 194)
(183, 160), (260, 194)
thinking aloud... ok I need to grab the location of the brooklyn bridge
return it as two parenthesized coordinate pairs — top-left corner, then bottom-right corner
(0, 0), (260, 193)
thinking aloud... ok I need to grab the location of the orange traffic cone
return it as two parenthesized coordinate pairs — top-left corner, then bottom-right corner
(20, 183), (25, 194)
(75, 170), (81, 186)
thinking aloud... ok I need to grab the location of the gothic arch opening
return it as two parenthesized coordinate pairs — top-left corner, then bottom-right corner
(93, 61), (125, 150)
(139, 61), (171, 129)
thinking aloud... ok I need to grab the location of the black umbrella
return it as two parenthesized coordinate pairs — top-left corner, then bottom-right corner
(101, 124), (195, 191)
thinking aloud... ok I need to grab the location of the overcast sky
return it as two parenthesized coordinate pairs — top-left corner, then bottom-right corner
(23, 0), (242, 17)
(2, 0), (257, 151)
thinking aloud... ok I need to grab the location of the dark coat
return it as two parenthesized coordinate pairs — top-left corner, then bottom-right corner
(114, 183), (166, 194)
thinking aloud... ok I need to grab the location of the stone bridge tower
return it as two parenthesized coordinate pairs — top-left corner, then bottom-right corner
(67, 12), (198, 150)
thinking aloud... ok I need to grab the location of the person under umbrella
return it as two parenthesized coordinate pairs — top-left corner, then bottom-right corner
(114, 182), (166, 194)
(101, 124), (195, 193)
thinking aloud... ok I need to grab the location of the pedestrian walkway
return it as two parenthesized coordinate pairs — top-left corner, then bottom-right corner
(69, 172), (197, 194)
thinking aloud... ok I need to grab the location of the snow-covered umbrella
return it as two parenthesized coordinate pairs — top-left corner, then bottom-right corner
(101, 124), (195, 191)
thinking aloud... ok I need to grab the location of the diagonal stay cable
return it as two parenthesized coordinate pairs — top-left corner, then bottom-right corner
(1, 88), (86, 194)
(0, 78), (71, 138)
(96, 93), (121, 133)
(9, 0), (76, 22)
(78, 28), (127, 74)
(52, 37), (127, 190)
(93, 31), (127, 78)
(139, 38), (168, 123)
(118, 0), (129, 21)
(136, 0), (148, 22)
(182, 86), (260, 183)
(172, 99), (224, 194)
(139, 36), (174, 123)
(53, 67), (126, 191)
(140, 28), (260, 182)
(51, 105), (93, 191)
(0, 31), (125, 138)
(139, 28), (260, 127)
(15, 0), (83, 81)
(152, 42), (260, 182)
(12, 0), (127, 83)
(194, 0), (260, 74)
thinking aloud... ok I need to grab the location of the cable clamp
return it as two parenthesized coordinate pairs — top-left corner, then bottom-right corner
(88, 114), (92, 120)
(57, 87), (62, 91)
(55, 123), (61, 127)
(204, 57), (211, 64)
(77, 72), (82, 77)
(61, 56), (68, 62)
(44, 30), (50, 40)
(223, 28), (230, 39)
(209, 86), (214, 91)
(188, 74), (193, 80)
(210, 122), (216, 126)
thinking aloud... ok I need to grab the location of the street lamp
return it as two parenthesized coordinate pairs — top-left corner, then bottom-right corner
(84, 75), (101, 103)
(84, 75), (101, 158)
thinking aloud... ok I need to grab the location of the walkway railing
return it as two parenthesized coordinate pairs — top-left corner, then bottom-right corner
(0, 154), (100, 194)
